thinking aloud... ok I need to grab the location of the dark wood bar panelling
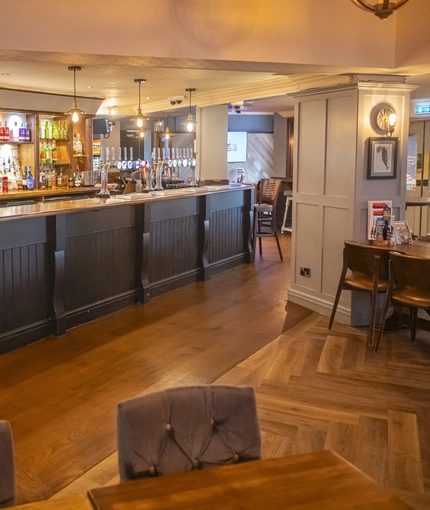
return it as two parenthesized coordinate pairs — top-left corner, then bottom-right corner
(0, 218), (51, 353)
(0, 188), (253, 353)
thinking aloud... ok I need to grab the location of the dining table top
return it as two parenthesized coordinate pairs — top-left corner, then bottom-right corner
(86, 450), (410, 510)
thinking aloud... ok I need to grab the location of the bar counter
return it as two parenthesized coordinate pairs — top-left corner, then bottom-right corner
(0, 185), (254, 354)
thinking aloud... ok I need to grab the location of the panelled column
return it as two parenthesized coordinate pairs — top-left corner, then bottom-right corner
(196, 105), (228, 181)
(287, 81), (416, 326)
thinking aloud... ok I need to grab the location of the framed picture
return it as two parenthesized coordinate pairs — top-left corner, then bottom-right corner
(367, 137), (398, 179)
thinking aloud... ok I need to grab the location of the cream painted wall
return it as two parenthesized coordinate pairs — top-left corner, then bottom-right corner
(3, 0), (396, 69)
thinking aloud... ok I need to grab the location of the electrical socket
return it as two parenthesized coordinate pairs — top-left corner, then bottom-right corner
(300, 267), (311, 278)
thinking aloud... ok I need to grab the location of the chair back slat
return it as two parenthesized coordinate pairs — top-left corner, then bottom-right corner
(259, 179), (281, 207)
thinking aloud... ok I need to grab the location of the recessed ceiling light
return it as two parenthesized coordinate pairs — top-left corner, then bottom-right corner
(1, 73), (10, 76)
(146, 97), (151, 100)
(86, 85), (93, 89)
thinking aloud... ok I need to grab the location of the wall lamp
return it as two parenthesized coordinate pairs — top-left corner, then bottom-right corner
(376, 107), (397, 137)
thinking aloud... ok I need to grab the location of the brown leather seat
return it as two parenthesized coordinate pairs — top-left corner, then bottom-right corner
(253, 179), (283, 261)
(375, 251), (430, 351)
(329, 241), (390, 349)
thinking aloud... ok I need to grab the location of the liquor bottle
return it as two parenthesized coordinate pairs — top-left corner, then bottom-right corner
(40, 142), (47, 165)
(46, 167), (52, 189)
(74, 169), (82, 187)
(44, 121), (50, 139)
(51, 167), (57, 189)
(45, 143), (52, 165)
(39, 165), (46, 189)
(12, 122), (19, 142)
(52, 120), (58, 140)
(68, 171), (75, 188)
(76, 134), (83, 155)
(22, 166), (28, 190)
(16, 169), (23, 191)
(39, 122), (44, 139)
(1, 174), (8, 193)
(4, 121), (9, 142)
(73, 134), (78, 156)
(0, 122), (3, 142)
(26, 166), (34, 190)
(25, 122), (31, 142)
(51, 141), (58, 164)
(57, 167), (64, 188)
(19, 123), (26, 142)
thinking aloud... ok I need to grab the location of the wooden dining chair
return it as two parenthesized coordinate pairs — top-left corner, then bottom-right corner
(253, 179), (283, 261)
(329, 241), (390, 349)
(116, 385), (261, 482)
(374, 251), (430, 352)
(0, 421), (15, 508)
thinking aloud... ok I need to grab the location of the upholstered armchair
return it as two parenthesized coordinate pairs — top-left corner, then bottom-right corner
(117, 385), (261, 482)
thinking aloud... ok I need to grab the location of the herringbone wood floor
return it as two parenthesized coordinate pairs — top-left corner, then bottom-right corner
(2, 235), (430, 509)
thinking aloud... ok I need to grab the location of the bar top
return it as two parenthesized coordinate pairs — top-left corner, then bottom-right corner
(0, 185), (252, 222)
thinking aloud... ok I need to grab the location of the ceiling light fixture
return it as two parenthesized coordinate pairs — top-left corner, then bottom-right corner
(163, 116), (171, 140)
(185, 88), (196, 133)
(107, 106), (116, 115)
(350, 0), (410, 20)
(65, 66), (85, 123)
(134, 78), (146, 128)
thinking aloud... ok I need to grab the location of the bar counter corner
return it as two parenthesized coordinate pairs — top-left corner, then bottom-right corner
(0, 185), (254, 354)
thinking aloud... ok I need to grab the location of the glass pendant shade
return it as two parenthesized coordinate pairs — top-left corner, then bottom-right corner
(65, 66), (85, 123)
(350, 0), (410, 20)
(134, 79), (146, 128)
(185, 88), (196, 132)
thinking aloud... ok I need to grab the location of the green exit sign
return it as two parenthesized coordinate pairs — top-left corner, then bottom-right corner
(415, 106), (430, 114)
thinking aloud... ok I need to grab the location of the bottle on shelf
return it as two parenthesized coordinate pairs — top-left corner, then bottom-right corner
(25, 122), (31, 142)
(19, 123), (26, 142)
(52, 120), (58, 140)
(76, 134), (83, 155)
(46, 167), (52, 189)
(73, 133), (78, 156)
(22, 166), (28, 190)
(51, 141), (58, 164)
(39, 165), (46, 189)
(39, 122), (44, 139)
(16, 168), (23, 191)
(40, 142), (47, 165)
(0, 122), (3, 142)
(68, 170), (75, 188)
(12, 122), (19, 142)
(26, 166), (34, 190)
(51, 167), (57, 189)
(44, 120), (50, 139)
(45, 143), (52, 165)
(4, 121), (9, 142)
(57, 167), (64, 188)
(2, 174), (8, 193)
(74, 168), (82, 187)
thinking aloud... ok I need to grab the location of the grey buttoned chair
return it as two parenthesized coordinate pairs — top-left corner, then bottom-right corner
(117, 385), (261, 482)
(0, 421), (15, 508)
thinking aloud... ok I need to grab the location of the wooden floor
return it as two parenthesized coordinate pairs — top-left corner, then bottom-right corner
(1, 235), (430, 509)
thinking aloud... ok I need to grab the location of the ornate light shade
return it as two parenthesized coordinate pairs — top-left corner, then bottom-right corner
(185, 88), (196, 132)
(134, 79), (146, 128)
(350, 0), (411, 20)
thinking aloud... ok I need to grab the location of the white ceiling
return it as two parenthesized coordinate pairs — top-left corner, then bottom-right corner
(1, 50), (430, 120)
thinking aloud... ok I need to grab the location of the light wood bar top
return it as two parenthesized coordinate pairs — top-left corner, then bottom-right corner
(88, 450), (411, 510)
(0, 185), (250, 223)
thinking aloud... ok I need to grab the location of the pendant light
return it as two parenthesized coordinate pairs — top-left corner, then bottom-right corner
(185, 88), (196, 132)
(163, 116), (171, 140)
(65, 66), (85, 123)
(350, 0), (410, 20)
(134, 78), (146, 128)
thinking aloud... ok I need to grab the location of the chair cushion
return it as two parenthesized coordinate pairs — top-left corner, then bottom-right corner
(344, 273), (389, 292)
(392, 288), (430, 309)
(117, 385), (261, 482)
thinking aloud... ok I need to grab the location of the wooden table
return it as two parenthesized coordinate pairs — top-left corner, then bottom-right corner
(88, 450), (411, 509)
(14, 496), (92, 510)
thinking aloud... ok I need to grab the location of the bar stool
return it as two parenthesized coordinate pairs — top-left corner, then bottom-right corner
(253, 179), (283, 261)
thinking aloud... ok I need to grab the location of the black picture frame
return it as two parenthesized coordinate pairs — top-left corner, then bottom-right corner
(367, 137), (398, 179)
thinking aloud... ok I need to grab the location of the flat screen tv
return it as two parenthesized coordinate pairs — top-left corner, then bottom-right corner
(93, 117), (110, 135)
(227, 131), (247, 163)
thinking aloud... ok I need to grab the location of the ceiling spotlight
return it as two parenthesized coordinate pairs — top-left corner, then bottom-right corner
(64, 66), (85, 123)
(107, 106), (116, 115)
